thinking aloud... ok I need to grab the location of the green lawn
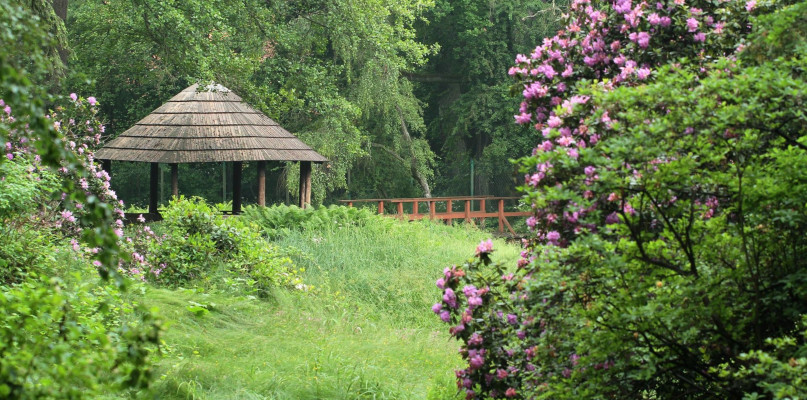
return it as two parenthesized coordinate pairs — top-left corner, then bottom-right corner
(138, 219), (520, 399)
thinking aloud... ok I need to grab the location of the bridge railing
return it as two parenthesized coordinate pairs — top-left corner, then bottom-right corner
(338, 196), (530, 235)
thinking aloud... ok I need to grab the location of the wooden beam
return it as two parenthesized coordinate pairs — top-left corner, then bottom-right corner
(171, 163), (178, 198)
(257, 161), (266, 206)
(233, 161), (242, 214)
(149, 163), (159, 214)
(299, 161), (312, 209)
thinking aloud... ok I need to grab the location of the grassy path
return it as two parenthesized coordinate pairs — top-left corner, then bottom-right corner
(141, 219), (520, 399)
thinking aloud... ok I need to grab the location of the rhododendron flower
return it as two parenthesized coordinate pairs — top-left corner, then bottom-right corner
(686, 18), (699, 32)
(61, 210), (76, 223)
(440, 310), (451, 322)
(694, 32), (706, 42)
(70, 93), (78, 101)
(469, 332), (483, 346)
(437, 278), (447, 290)
(514, 113), (532, 124)
(5, 153), (12, 161)
(476, 239), (494, 255)
(584, 165), (596, 176)
(507, 314), (518, 325)
(505, 388), (517, 398)
(746, 0), (756, 11)
(637, 67), (651, 80)
(87, 97), (97, 106)
(443, 288), (458, 308)
(547, 115), (563, 128)
(546, 230), (561, 245)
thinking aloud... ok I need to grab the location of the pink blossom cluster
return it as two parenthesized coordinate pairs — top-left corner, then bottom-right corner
(2, 93), (125, 267)
(509, 0), (749, 248)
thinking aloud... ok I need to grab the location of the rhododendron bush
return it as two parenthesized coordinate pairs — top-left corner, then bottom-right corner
(435, 0), (807, 398)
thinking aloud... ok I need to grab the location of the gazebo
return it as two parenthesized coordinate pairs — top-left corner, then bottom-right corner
(95, 84), (327, 216)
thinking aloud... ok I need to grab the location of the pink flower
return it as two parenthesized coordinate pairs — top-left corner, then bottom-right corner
(514, 113), (532, 124)
(547, 115), (563, 128)
(436, 278), (446, 289)
(70, 93), (78, 101)
(584, 166), (596, 176)
(637, 67), (651, 79)
(440, 310), (451, 322)
(5, 153), (12, 161)
(505, 388), (517, 398)
(61, 210), (76, 223)
(476, 239), (494, 255)
(87, 97), (97, 106)
(694, 32), (706, 42)
(546, 230), (561, 244)
(745, 0), (756, 11)
(431, 303), (442, 314)
(686, 18), (699, 32)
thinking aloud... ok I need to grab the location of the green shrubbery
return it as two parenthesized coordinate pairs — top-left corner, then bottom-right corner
(435, 0), (807, 399)
(121, 197), (304, 296)
(243, 203), (379, 239)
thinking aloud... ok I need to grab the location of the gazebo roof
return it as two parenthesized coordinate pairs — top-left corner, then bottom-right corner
(95, 84), (327, 164)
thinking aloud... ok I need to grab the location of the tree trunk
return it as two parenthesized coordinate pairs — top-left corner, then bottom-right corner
(49, 0), (69, 66)
(396, 106), (432, 198)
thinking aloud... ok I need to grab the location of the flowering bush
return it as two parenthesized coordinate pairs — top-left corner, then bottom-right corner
(436, 0), (807, 398)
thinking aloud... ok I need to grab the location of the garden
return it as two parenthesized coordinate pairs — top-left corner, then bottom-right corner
(1, 0), (806, 398)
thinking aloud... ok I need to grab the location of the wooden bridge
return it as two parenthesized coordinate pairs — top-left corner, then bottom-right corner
(339, 196), (530, 235)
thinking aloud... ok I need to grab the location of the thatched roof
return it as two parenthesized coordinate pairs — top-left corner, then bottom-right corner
(95, 84), (327, 164)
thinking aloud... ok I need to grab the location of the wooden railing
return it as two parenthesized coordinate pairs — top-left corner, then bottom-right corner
(339, 196), (530, 235)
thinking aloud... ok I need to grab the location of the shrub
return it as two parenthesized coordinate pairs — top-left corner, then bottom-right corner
(436, 0), (807, 399)
(122, 197), (303, 293)
(243, 204), (379, 238)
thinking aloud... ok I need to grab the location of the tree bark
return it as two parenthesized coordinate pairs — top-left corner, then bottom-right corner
(396, 106), (432, 198)
(49, 0), (69, 66)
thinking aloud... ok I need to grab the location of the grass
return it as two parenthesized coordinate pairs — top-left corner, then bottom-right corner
(135, 218), (520, 399)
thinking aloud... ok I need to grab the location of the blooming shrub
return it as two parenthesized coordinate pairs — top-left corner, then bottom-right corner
(1, 95), (160, 396)
(437, 0), (807, 398)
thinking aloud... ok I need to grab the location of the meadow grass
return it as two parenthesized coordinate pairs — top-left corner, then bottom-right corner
(140, 218), (520, 399)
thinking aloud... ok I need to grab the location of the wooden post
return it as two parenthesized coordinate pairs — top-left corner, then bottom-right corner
(170, 163), (178, 198)
(480, 199), (486, 226)
(378, 201), (384, 215)
(429, 201), (436, 220)
(412, 201), (419, 219)
(498, 199), (505, 233)
(149, 163), (159, 214)
(347, 201), (353, 208)
(257, 161), (266, 206)
(397, 202), (404, 219)
(233, 161), (242, 214)
(465, 200), (471, 223)
(446, 200), (453, 225)
(299, 161), (312, 209)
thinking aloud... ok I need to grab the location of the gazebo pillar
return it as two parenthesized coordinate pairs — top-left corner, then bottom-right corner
(233, 161), (242, 214)
(101, 159), (111, 175)
(299, 161), (312, 209)
(257, 161), (266, 206)
(149, 162), (159, 214)
(170, 163), (178, 198)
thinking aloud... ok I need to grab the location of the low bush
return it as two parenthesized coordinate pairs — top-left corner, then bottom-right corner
(243, 204), (379, 238)
(122, 197), (303, 294)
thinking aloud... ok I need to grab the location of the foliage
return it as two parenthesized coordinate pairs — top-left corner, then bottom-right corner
(0, 273), (159, 399)
(67, 0), (440, 204)
(416, 0), (567, 197)
(243, 203), (379, 238)
(435, 0), (807, 399)
(121, 197), (303, 294)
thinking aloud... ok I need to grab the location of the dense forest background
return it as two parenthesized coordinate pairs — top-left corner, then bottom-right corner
(29, 0), (567, 207)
